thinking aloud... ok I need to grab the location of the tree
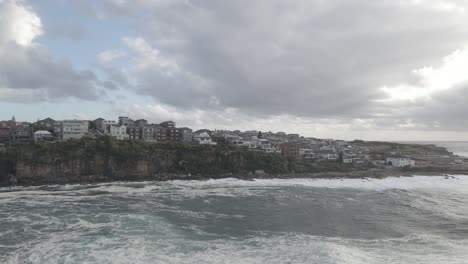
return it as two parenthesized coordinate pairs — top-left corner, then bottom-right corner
(258, 131), (263, 139)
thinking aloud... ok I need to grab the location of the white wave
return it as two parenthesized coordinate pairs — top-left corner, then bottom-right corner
(164, 175), (468, 192)
(3, 232), (467, 264)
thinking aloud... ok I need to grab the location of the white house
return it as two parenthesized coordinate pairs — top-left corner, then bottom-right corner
(386, 157), (415, 167)
(110, 125), (129, 140)
(62, 120), (89, 140)
(194, 132), (217, 145)
(34, 130), (54, 143)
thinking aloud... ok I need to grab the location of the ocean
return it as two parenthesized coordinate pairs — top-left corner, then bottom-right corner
(399, 141), (468, 158)
(1, 176), (468, 264)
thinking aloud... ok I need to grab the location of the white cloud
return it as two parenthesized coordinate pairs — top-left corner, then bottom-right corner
(381, 45), (468, 101)
(98, 49), (126, 64)
(0, 0), (42, 46)
(0, 0), (102, 102)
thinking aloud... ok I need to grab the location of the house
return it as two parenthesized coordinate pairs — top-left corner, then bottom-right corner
(11, 124), (33, 144)
(299, 149), (315, 160)
(110, 125), (129, 140)
(158, 121), (178, 141)
(93, 118), (105, 131)
(0, 127), (10, 144)
(93, 118), (116, 133)
(178, 127), (193, 142)
(280, 143), (299, 158)
(118, 116), (134, 127)
(318, 150), (339, 161)
(386, 157), (415, 167)
(34, 130), (54, 143)
(193, 131), (217, 145)
(134, 119), (148, 127)
(153, 125), (168, 141)
(159, 121), (175, 128)
(62, 120), (89, 140)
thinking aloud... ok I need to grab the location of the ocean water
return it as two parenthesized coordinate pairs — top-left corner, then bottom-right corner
(1, 176), (468, 264)
(400, 141), (468, 158)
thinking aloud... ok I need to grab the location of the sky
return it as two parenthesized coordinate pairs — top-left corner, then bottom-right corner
(1, 0), (468, 141)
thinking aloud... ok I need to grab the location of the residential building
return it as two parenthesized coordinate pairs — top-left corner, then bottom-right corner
(62, 120), (89, 140)
(193, 131), (217, 145)
(160, 121), (175, 128)
(103, 120), (117, 133)
(280, 143), (299, 158)
(118, 116), (134, 127)
(93, 118), (105, 131)
(153, 126), (168, 141)
(299, 149), (315, 160)
(178, 127), (193, 142)
(134, 119), (148, 127)
(11, 124), (33, 145)
(110, 125), (129, 140)
(34, 130), (54, 143)
(0, 128), (10, 144)
(386, 157), (415, 167)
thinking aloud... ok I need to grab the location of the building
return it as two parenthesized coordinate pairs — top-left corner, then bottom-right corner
(92, 118), (105, 131)
(128, 125), (154, 141)
(11, 124), (33, 145)
(0, 128), (10, 144)
(34, 130), (54, 143)
(118, 116), (134, 127)
(386, 157), (415, 167)
(299, 149), (315, 161)
(134, 119), (148, 127)
(153, 126), (167, 141)
(178, 127), (193, 142)
(110, 125), (129, 140)
(280, 143), (299, 158)
(62, 120), (89, 140)
(35, 118), (56, 129)
(193, 131), (217, 145)
(159, 121), (175, 128)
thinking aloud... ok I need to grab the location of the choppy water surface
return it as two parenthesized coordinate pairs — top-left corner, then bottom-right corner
(1, 176), (468, 264)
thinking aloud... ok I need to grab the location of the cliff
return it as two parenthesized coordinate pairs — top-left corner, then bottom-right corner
(0, 137), (295, 186)
(1, 137), (465, 187)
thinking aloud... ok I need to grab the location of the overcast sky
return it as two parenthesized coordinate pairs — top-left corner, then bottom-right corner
(1, 0), (468, 141)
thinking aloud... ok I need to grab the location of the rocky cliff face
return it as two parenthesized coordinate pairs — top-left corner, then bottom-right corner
(0, 138), (291, 186)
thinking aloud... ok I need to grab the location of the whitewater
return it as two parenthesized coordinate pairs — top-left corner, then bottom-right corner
(1, 175), (468, 264)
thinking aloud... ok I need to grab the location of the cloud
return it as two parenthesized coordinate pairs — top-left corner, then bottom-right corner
(100, 0), (468, 122)
(98, 49), (126, 64)
(0, 0), (42, 46)
(0, 0), (102, 102)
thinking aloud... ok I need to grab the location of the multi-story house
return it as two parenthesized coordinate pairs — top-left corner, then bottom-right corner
(11, 124), (33, 145)
(153, 126), (167, 141)
(33, 130), (54, 143)
(118, 116), (134, 127)
(62, 120), (89, 140)
(193, 131), (217, 145)
(178, 127), (193, 142)
(0, 128), (11, 144)
(110, 125), (129, 140)
(134, 119), (148, 127)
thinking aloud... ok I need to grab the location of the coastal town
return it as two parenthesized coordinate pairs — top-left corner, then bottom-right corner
(1, 116), (466, 171)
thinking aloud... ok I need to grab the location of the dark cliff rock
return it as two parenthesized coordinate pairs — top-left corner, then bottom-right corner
(0, 137), (294, 186)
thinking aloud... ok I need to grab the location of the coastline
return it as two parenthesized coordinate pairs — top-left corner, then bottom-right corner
(3, 167), (468, 188)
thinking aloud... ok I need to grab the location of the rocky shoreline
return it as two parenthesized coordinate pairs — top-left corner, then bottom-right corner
(3, 167), (468, 187)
